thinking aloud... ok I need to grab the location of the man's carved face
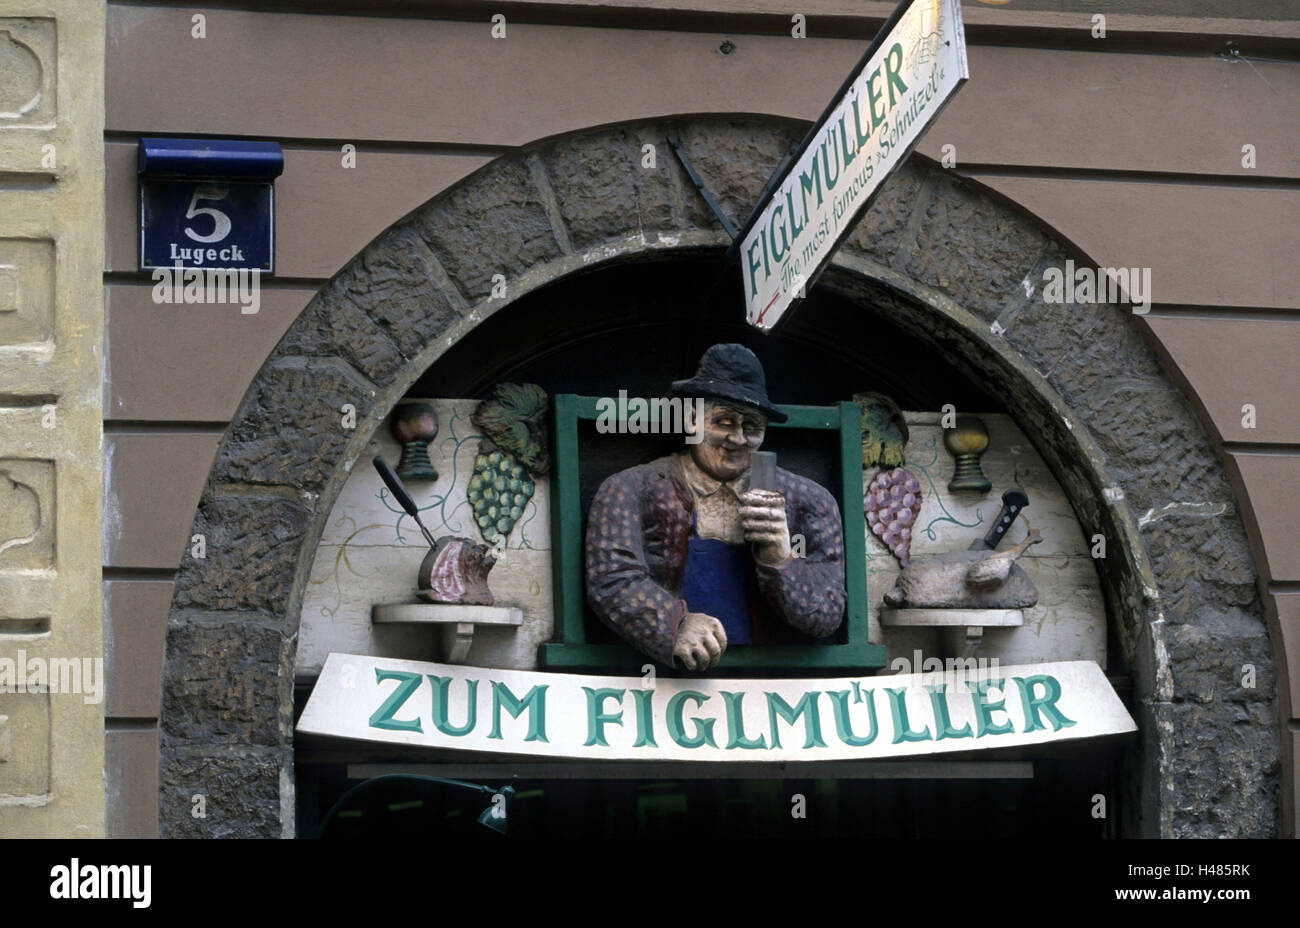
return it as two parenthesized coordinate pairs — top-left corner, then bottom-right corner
(688, 399), (767, 482)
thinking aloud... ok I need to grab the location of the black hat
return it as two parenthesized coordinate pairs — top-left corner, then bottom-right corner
(671, 344), (788, 423)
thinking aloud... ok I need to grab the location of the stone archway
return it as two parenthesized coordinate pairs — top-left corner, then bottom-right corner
(159, 116), (1277, 838)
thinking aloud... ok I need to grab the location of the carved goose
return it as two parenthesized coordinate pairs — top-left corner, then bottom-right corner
(883, 529), (1044, 610)
(965, 529), (1042, 589)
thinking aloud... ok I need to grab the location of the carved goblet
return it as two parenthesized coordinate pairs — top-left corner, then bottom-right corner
(390, 402), (439, 481)
(944, 415), (991, 493)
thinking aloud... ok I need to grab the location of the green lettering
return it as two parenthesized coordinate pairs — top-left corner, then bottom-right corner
(820, 136), (840, 191)
(427, 674), (477, 737)
(746, 239), (763, 299)
(368, 668), (424, 733)
(884, 42), (908, 105)
(768, 202), (788, 263)
(886, 687), (932, 743)
(838, 113), (857, 168)
(488, 681), (548, 742)
(1015, 675), (1077, 733)
(767, 691), (827, 749)
(667, 690), (718, 749)
(928, 685), (973, 739)
(784, 188), (805, 241)
(583, 687), (625, 746)
(867, 69), (886, 128)
(799, 154), (824, 213)
(828, 689), (879, 746)
(971, 679), (1014, 737)
(721, 691), (767, 750)
(850, 92), (873, 146)
(630, 688), (658, 747)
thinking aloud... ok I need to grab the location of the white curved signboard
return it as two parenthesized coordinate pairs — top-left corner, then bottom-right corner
(298, 654), (1136, 761)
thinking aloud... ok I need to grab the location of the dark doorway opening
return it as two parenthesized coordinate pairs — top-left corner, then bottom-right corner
(297, 740), (1126, 839)
(408, 255), (1002, 413)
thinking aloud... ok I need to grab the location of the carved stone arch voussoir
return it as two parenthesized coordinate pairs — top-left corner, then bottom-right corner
(159, 115), (1276, 839)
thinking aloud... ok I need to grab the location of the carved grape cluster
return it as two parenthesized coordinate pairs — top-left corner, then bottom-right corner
(865, 467), (922, 567)
(467, 445), (534, 546)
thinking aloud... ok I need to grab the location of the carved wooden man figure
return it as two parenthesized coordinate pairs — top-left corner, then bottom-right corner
(585, 344), (846, 670)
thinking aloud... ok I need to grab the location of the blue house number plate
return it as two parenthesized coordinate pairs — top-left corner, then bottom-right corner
(140, 179), (274, 272)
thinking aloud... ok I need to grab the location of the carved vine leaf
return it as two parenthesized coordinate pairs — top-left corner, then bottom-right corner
(471, 383), (550, 476)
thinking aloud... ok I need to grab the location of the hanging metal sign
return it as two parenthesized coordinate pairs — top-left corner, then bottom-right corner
(739, 0), (968, 330)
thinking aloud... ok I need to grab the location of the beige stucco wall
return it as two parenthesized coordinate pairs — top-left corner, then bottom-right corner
(97, 2), (1299, 836)
(0, 0), (105, 837)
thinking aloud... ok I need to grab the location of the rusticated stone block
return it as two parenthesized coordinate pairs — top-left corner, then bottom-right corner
(281, 278), (407, 387)
(161, 618), (282, 747)
(542, 131), (640, 250)
(173, 493), (310, 614)
(284, 225), (464, 385)
(159, 747), (281, 838)
(675, 118), (804, 233)
(412, 157), (563, 303)
(214, 359), (376, 493)
(340, 223), (463, 361)
(903, 173), (1049, 321)
(1165, 615), (1274, 704)
(1142, 510), (1261, 620)
(1082, 381), (1233, 514)
(1000, 249), (1167, 404)
(629, 125), (708, 235)
(1169, 699), (1279, 838)
(541, 127), (708, 250)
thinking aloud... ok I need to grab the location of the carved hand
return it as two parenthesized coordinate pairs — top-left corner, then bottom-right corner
(672, 612), (728, 671)
(740, 489), (792, 567)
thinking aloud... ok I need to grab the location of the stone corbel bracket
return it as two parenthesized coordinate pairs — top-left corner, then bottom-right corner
(881, 607), (1024, 651)
(371, 603), (523, 664)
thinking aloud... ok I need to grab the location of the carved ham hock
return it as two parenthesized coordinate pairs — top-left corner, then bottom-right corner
(369, 455), (520, 663)
(417, 535), (497, 606)
(881, 489), (1041, 649)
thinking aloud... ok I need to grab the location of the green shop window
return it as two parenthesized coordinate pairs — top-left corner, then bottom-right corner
(541, 394), (886, 673)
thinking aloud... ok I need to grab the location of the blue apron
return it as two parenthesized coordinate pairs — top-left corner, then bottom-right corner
(678, 515), (751, 645)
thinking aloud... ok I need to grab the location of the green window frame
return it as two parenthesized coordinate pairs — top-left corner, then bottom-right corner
(541, 394), (886, 673)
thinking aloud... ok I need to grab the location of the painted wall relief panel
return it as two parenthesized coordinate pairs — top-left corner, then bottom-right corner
(297, 399), (552, 675)
(298, 401), (1105, 675)
(868, 413), (1106, 669)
